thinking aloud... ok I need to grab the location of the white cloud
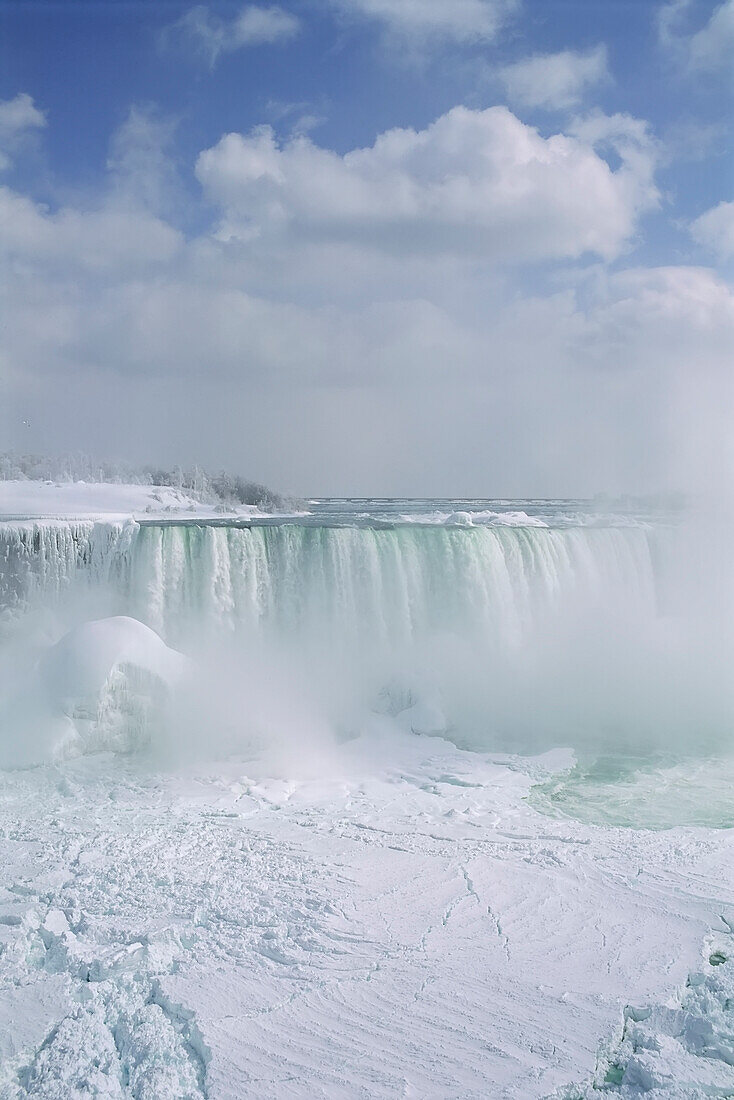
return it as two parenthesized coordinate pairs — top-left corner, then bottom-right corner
(690, 200), (734, 259)
(107, 107), (182, 216)
(0, 186), (182, 274)
(570, 110), (658, 210)
(657, 0), (689, 51)
(4, 194), (732, 493)
(659, 0), (734, 71)
(166, 4), (299, 67)
(0, 92), (46, 171)
(328, 0), (517, 43)
(195, 105), (658, 263)
(690, 0), (734, 69)
(661, 117), (726, 165)
(0, 92), (45, 138)
(498, 46), (609, 111)
(265, 99), (328, 138)
(2, 100), (731, 496)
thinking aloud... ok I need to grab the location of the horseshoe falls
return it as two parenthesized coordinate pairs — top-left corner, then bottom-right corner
(2, 498), (734, 1099)
(2, 504), (731, 812)
(0, 516), (655, 647)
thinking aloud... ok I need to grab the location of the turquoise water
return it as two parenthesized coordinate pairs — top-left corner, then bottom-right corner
(529, 753), (734, 829)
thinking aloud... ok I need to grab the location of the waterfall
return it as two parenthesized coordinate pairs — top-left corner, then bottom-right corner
(0, 520), (656, 650)
(5, 515), (729, 761)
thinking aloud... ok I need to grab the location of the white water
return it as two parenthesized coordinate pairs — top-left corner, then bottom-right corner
(0, 516), (654, 633)
(1, 505), (732, 822)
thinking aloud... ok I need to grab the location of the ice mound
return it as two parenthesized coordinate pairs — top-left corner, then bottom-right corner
(396, 700), (448, 736)
(40, 616), (186, 758)
(41, 617), (184, 707)
(561, 923), (734, 1098)
(5, 617), (188, 763)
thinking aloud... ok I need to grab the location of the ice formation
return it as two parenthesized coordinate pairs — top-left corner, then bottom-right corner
(0, 517), (655, 642)
(3, 616), (185, 764)
(0, 497), (733, 1097)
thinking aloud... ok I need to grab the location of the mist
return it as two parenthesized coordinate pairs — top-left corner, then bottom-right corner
(2, 510), (733, 785)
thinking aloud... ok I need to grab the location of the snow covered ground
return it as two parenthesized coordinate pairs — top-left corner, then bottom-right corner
(0, 481), (261, 521)
(1, 487), (733, 1097)
(1, 727), (733, 1098)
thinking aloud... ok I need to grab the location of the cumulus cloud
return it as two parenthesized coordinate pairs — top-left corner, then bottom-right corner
(690, 200), (734, 260)
(2, 96), (731, 496)
(659, 0), (734, 71)
(498, 46), (609, 111)
(195, 105), (658, 263)
(165, 4), (299, 66)
(0, 187), (182, 274)
(107, 107), (183, 216)
(689, 0), (734, 70)
(328, 0), (517, 43)
(0, 92), (46, 171)
(4, 194), (732, 493)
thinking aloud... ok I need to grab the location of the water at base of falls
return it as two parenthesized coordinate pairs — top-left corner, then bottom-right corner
(0, 498), (731, 830)
(529, 753), (734, 830)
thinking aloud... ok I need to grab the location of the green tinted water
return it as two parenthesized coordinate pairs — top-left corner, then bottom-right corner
(530, 753), (734, 829)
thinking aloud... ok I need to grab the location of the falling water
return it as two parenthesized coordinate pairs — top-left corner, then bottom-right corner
(1, 507), (732, 826)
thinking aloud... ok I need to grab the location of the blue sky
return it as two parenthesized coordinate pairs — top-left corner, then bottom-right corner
(0, 0), (732, 494)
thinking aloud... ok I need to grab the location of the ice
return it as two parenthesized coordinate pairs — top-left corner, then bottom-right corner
(1, 492), (733, 1096)
(40, 616), (185, 706)
(562, 922), (734, 1096)
(0, 733), (732, 1098)
(1, 617), (186, 765)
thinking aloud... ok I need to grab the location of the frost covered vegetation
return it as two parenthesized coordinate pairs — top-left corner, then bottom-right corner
(0, 452), (290, 511)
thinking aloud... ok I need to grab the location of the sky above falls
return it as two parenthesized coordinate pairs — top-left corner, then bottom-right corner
(0, 0), (732, 497)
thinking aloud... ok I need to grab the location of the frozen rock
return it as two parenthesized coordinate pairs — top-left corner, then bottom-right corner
(13, 617), (189, 761)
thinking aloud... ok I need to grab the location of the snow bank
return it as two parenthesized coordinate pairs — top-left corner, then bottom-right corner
(563, 923), (734, 1097)
(0, 480), (260, 519)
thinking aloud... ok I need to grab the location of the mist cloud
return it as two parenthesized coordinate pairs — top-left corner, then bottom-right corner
(164, 4), (300, 67)
(498, 47), (609, 111)
(0, 93), (732, 496)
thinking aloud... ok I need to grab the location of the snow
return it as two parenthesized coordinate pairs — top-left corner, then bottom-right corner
(0, 498), (732, 1096)
(41, 616), (186, 706)
(0, 481), (261, 520)
(395, 509), (550, 526)
(0, 726), (732, 1098)
(2, 619), (187, 767)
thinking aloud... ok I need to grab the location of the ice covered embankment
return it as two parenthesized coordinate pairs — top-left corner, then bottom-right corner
(0, 478), (272, 520)
(2, 617), (185, 766)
